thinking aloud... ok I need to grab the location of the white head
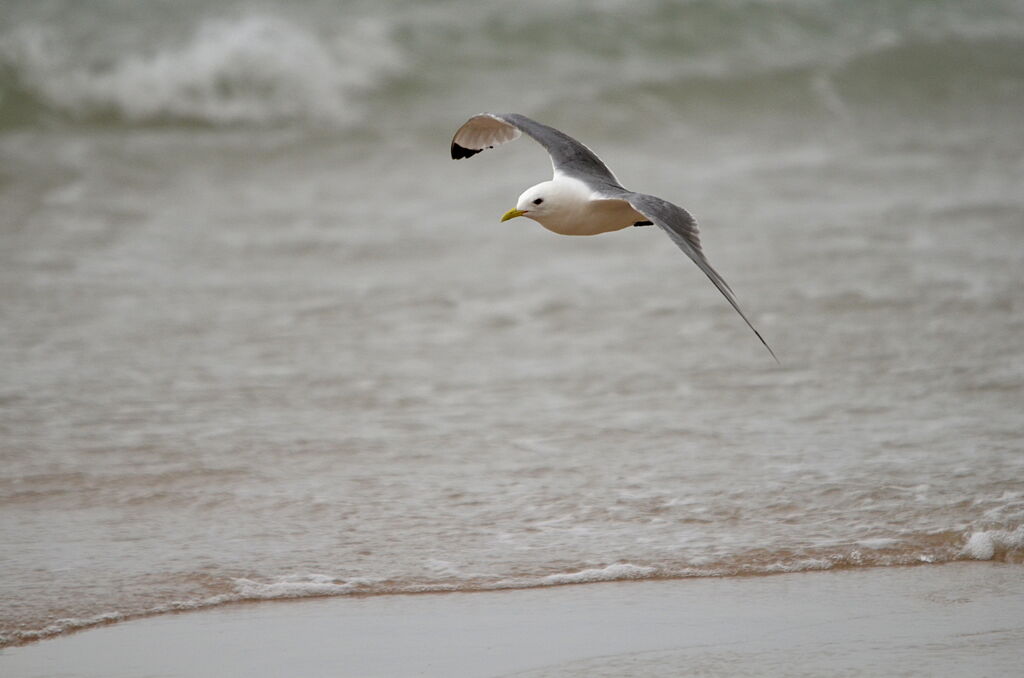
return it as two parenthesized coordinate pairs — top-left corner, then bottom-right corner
(499, 179), (588, 229)
(500, 181), (556, 224)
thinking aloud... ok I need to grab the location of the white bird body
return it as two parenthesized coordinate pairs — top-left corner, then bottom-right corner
(515, 173), (648, 236)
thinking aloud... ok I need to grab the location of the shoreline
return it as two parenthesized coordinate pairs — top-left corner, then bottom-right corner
(2, 562), (1022, 677)
(0, 558), (989, 650)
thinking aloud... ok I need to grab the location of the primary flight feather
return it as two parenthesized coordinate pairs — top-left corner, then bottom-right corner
(450, 112), (777, 362)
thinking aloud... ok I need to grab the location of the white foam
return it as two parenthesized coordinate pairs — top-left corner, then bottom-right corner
(540, 563), (656, 586)
(962, 526), (1024, 561)
(762, 558), (833, 574)
(232, 574), (378, 599)
(2, 15), (404, 125)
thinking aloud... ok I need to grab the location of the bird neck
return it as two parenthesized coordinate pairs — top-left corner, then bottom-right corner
(531, 176), (592, 235)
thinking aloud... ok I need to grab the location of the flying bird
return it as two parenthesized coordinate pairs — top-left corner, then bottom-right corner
(450, 113), (777, 362)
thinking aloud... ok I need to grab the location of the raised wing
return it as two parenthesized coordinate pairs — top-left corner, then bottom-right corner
(451, 113), (622, 188)
(450, 114), (522, 159)
(623, 191), (778, 362)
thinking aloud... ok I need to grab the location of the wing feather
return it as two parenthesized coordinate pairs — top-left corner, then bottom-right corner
(450, 114), (521, 159)
(451, 113), (621, 188)
(624, 192), (777, 362)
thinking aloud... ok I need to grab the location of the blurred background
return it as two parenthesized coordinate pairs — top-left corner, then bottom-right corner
(2, 0), (1023, 646)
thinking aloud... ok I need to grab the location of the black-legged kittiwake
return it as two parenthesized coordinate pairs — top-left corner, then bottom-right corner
(450, 113), (777, 362)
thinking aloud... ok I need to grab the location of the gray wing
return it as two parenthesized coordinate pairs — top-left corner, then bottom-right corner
(451, 113), (623, 189)
(618, 191), (778, 363)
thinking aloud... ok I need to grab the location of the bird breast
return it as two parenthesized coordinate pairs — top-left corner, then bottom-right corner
(535, 176), (646, 236)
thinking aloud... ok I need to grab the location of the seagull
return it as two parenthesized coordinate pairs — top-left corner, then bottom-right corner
(450, 113), (777, 362)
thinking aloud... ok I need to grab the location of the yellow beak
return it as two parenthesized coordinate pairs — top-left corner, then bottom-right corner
(500, 208), (526, 222)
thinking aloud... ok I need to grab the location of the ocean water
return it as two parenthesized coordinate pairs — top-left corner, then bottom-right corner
(2, 0), (1023, 647)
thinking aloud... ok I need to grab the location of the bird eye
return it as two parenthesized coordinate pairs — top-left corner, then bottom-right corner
(532, 198), (543, 205)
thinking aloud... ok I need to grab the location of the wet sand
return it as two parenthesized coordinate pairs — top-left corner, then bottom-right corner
(2, 563), (1021, 677)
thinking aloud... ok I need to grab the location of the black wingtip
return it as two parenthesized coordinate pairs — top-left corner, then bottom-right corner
(755, 329), (781, 365)
(451, 142), (482, 160)
(730, 300), (779, 365)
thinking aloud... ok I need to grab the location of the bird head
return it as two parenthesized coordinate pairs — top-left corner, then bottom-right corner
(500, 182), (556, 223)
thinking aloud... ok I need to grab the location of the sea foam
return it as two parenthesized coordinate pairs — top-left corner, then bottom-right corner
(540, 564), (657, 586)
(0, 14), (403, 126)
(233, 574), (380, 599)
(962, 526), (1024, 561)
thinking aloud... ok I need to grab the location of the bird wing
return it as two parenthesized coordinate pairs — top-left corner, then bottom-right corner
(451, 113), (777, 362)
(451, 113), (622, 188)
(616, 191), (778, 362)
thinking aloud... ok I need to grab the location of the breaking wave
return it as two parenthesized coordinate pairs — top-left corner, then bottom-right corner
(1, 0), (1022, 130)
(0, 14), (403, 127)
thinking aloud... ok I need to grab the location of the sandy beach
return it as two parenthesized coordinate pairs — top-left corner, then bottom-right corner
(2, 563), (1021, 677)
